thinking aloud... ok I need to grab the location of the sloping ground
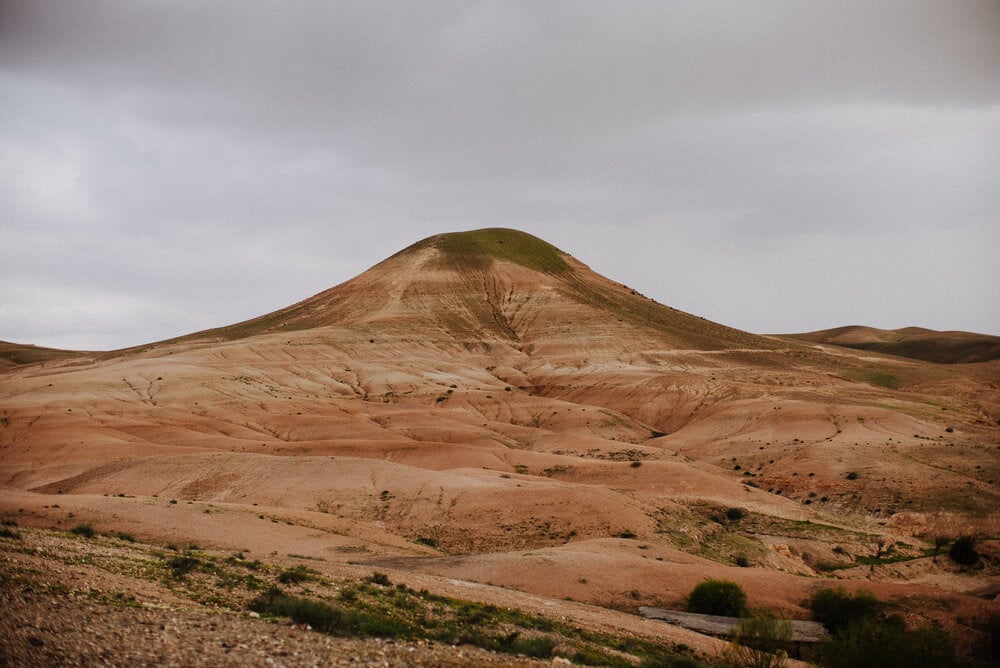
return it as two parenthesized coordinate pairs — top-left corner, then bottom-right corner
(2, 229), (999, 663)
(783, 325), (1000, 364)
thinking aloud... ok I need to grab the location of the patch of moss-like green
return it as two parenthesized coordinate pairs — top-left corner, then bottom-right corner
(418, 228), (571, 274)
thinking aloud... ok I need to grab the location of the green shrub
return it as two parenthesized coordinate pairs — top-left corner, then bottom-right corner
(251, 588), (346, 632)
(686, 579), (747, 617)
(367, 571), (392, 586)
(815, 615), (959, 668)
(639, 653), (705, 668)
(278, 565), (317, 584)
(725, 507), (746, 521)
(807, 587), (882, 633)
(70, 524), (95, 538)
(506, 634), (556, 658)
(948, 535), (978, 565)
(250, 588), (412, 638)
(166, 554), (200, 578)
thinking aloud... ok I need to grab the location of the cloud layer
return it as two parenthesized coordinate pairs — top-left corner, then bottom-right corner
(3, 1), (998, 348)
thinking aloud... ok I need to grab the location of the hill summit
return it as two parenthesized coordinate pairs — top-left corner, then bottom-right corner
(189, 227), (767, 352)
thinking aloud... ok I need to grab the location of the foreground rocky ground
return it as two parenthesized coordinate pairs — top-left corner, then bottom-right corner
(0, 525), (724, 667)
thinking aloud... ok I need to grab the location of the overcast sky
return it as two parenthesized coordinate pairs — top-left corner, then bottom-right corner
(2, 1), (998, 350)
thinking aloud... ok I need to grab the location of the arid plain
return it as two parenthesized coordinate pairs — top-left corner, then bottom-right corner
(2, 229), (998, 665)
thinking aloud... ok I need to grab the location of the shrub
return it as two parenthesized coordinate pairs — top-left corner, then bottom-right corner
(506, 634), (556, 658)
(725, 507), (746, 521)
(687, 579), (747, 617)
(845, 471), (859, 480)
(815, 615), (959, 668)
(278, 565), (317, 584)
(251, 588), (345, 632)
(166, 554), (200, 578)
(250, 588), (412, 638)
(70, 524), (95, 538)
(807, 587), (882, 633)
(367, 571), (392, 586)
(0, 526), (21, 539)
(948, 535), (978, 565)
(723, 614), (792, 668)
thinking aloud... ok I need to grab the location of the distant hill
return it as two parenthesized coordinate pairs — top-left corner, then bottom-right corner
(0, 340), (84, 370)
(782, 325), (1000, 364)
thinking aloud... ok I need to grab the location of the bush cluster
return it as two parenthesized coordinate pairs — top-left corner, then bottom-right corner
(807, 587), (960, 668)
(686, 579), (747, 617)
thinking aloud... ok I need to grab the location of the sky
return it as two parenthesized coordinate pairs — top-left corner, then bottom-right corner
(2, 1), (998, 350)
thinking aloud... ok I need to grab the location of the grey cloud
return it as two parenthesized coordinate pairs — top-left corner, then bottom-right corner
(1, 1), (998, 348)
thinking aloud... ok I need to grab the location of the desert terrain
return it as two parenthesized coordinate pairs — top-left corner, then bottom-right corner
(2, 229), (998, 665)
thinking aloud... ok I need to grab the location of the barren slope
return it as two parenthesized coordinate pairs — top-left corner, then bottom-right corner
(2, 228), (998, 661)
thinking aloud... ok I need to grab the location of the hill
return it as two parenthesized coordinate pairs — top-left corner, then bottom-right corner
(0, 341), (84, 370)
(180, 228), (770, 352)
(782, 325), (1000, 364)
(2, 228), (998, 664)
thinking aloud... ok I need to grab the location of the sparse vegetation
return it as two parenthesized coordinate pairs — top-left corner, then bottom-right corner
(722, 614), (792, 668)
(808, 587), (960, 667)
(0, 525), (21, 539)
(854, 370), (901, 389)
(278, 565), (319, 584)
(421, 228), (571, 274)
(814, 614), (959, 668)
(807, 587), (882, 633)
(9, 526), (711, 665)
(366, 571), (392, 586)
(70, 524), (95, 538)
(248, 578), (703, 666)
(166, 553), (201, 578)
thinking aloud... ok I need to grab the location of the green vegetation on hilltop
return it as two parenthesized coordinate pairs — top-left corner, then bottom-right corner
(418, 228), (571, 274)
